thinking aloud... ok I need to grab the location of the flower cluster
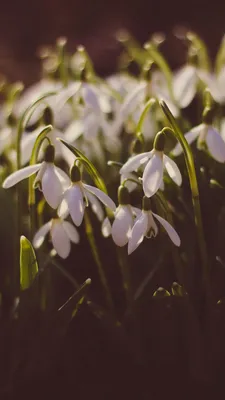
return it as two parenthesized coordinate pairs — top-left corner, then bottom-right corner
(2, 33), (225, 263)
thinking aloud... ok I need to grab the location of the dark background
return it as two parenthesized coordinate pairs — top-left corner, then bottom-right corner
(0, 0), (224, 84)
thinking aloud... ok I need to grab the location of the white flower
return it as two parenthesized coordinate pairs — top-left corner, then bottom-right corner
(172, 123), (225, 163)
(58, 165), (116, 226)
(120, 131), (182, 198)
(198, 67), (225, 105)
(128, 197), (181, 255)
(101, 185), (141, 246)
(173, 65), (199, 108)
(33, 217), (79, 259)
(2, 145), (70, 209)
(111, 204), (141, 247)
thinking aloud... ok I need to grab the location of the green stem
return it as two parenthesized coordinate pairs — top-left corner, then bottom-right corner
(136, 98), (156, 136)
(117, 247), (133, 310)
(28, 125), (53, 237)
(160, 101), (210, 297)
(84, 210), (115, 313)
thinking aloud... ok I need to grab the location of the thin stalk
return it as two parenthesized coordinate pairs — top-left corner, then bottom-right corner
(28, 125), (52, 237)
(84, 210), (115, 314)
(136, 97), (156, 136)
(117, 246), (133, 310)
(160, 100), (210, 297)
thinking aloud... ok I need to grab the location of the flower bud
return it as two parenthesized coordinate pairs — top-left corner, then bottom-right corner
(153, 130), (166, 151)
(70, 165), (81, 182)
(118, 185), (130, 205)
(44, 144), (55, 163)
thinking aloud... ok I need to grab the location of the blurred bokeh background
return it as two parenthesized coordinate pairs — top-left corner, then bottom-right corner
(0, 0), (224, 85)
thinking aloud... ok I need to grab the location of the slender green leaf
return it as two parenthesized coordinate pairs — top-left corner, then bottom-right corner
(20, 236), (38, 290)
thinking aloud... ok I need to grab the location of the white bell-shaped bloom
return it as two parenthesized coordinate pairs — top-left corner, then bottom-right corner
(120, 132), (182, 198)
(2, 145), (70, 209)
(173, 65), (199, 108)
(198, 67), (225, 105)
(172, 123), (225, 163)
(33, 217), (80, 259)
(58, 165), (116, 226)
(128, 197), (181, 255)
(102, 185), (141, 246)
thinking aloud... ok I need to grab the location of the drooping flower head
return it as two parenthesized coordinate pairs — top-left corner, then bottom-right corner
(58, 164), (116, 226)
(33, 217), (80, 259)
(172, 107), (225, 163)
(128, 196), (181, 255)
(120, 129), (182, 198)
(2, 144), (70, 209)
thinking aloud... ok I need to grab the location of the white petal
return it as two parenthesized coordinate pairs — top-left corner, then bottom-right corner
(112, 205), (133, 247)
(66, 184), (84, 226)
(163, 155), (182, 186)
(142, 153), (163, 197)
(83, 184), (116, 211)
(62, 221), (80, 244)
(101, 217), (112, 237)
(152, 212), (181, 246)
(42, 164), (63, 209)
(51, 220), (71, 259)
(55, 167), (71, 190)
(173, 65), (197, 108)
(2, 164), (41, 188)
(172, 125), (202, 156)
(33, 221), (51, 248)
(205, 127), (225, 163)
(120, 152), (151, 174)
(131, 206), (142, 218)
(85, 191), (104, 221)
(121, 81), (146, 118)
(146, 212), (158, 237)
(128, 212), (148, 255)
(57, 198), (70, 219)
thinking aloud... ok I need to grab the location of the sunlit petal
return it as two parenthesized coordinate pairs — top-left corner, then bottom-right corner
(83, 184), (116, 211)
(152, 212), (181, 246)
(66, 184), (84, 226)
(85, 191), (104, 221)
(163, 155), (182, 186)
(62, 221), (80, 244)
(42, 164), (63, 209)
(173, 65), (197, 108)
(33, 221), (51, 248)
(51, 220), (71, 259)
(120, 152), (151, 174)
(142, 153), (163, 197)
(205, 127), (225, 163)
(172, 124), (202, 156)
(2, 164), (41, 188)
(112, 205), (133, 246)
(128, 212), (148, 255)
(101, 217), (112, 237)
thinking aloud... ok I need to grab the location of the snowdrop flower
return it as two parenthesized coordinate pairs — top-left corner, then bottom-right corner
(173, 64), (199, 108)
(198, 66), (225, 105)
(172, 108), (225, 163)
(128, 196), (181, 255)
(120, 130), (182, 198)
(110, 72), (178, 138)
(107, 185), (141, 247)
(2, 144), (70, 209)
(33, 217), (80, 259)
(58, 165), (116, 226)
